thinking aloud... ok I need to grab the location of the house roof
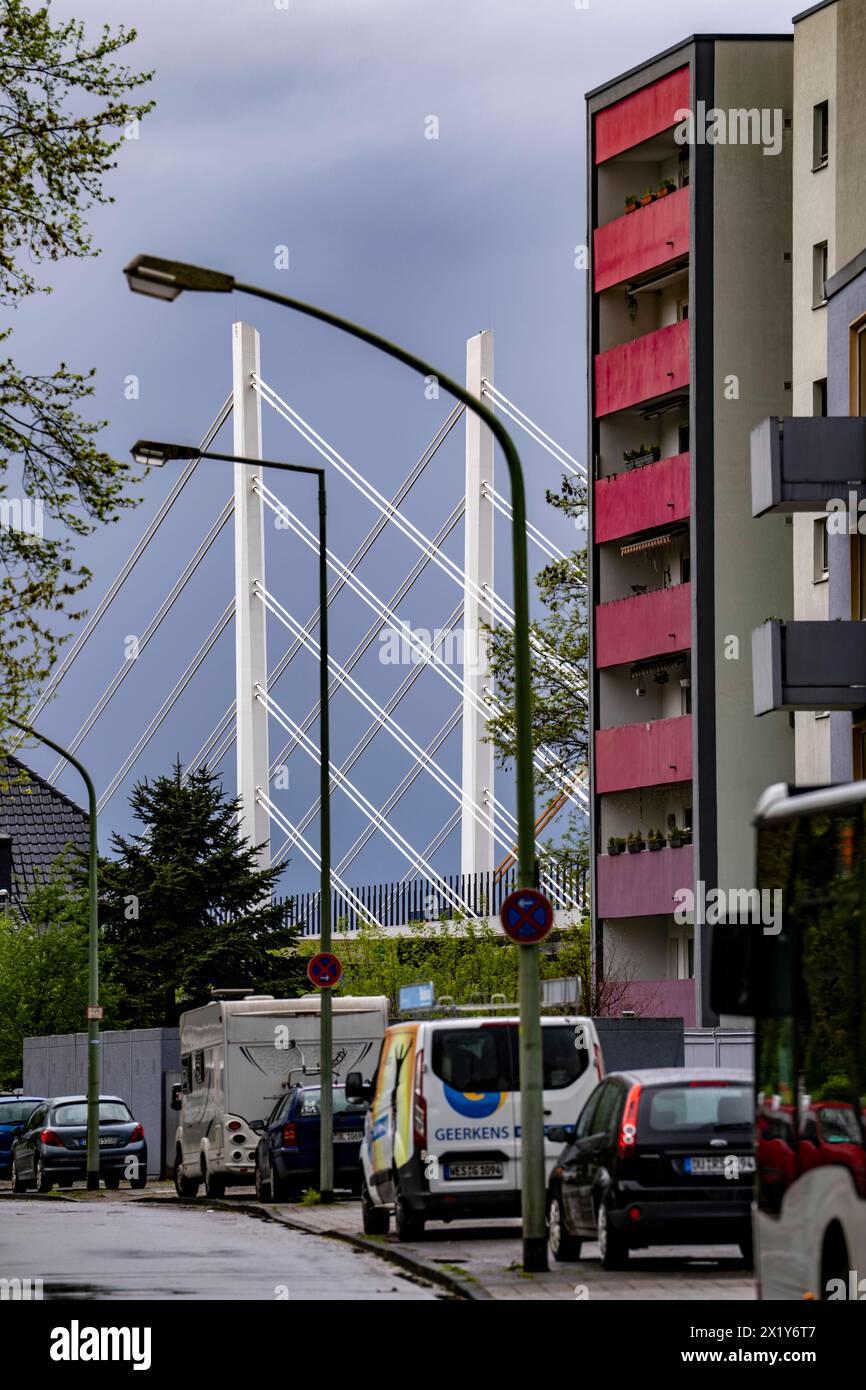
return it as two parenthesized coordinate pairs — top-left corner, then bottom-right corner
(0, 756), (89, 904)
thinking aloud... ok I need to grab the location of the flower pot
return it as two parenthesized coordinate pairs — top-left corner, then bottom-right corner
(627, 842), (645, 854)
(668, 837), (683, 849)
(640, 195), (653, 206)
(608, 846), (621, 856)
(648, 841), (663, 852)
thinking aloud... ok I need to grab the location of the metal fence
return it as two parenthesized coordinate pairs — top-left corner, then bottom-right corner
(276, 863), (587, 937)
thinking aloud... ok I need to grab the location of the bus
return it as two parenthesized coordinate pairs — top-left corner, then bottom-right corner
(712, 780), (866, 1301)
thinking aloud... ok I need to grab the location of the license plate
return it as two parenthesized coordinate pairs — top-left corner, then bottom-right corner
(334, 1131), (364, 1143)
(443, 1161), (503, 1180)
(684, 1154), (755, 1175)
(99, 1136), (119, 1147)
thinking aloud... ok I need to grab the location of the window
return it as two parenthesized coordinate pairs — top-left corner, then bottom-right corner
(181, 1054), (193, 1095)
(856, 322), (866, 415)
(592, 1081), (624, 1139)
(678, 299), (689, 322)
(813, 241), (829, 307)
(193, 1051), (206, 1089)
(681, 679), (692, 716)
(575, 1084), (603, 1139)
(638, 1085), (752, 1138)
(678, 423), (690, 455)
(813, 100), (829, 170)
(680, 554), (690, 584)
(52, 1101), (134, 1126)
(687, 936), (695, 979)
(813, 378), (828, 417)
(813, 517), (829, 582)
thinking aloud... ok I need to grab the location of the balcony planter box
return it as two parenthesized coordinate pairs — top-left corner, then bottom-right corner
(640, 192), (654, 207)
(624, 196), (639, 215)
(627, 834), (646, 854)
(647, 831), (665, 852)
(607, 837), (626, 856)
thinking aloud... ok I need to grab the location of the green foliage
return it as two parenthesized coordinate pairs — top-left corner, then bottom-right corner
(96, 762), (307, 1027)
(0, 0), (153, 723)
(0, 864), (120, 1088)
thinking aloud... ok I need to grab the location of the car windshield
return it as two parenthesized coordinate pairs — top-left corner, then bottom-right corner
(431, 1025), (588, 1092)
(52, 1101), (134, 1126)
(639, 1084), (752, 1138)
(297, 1089), (367, 1117)
(817, 1106), (862, 1144)
(0, 1102), (41, 1124)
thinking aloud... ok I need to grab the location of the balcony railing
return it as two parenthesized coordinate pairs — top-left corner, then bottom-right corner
(594, 187), (689, 293)
(595, 582), (691, 670)
(751, 416), (866, 515)
(596, 843), (693, 919)
(753, 620), (866, 714)
(594, 65), (690, 164)
(595, 319), (689, 418)
(595, 714), (692, 794)
(595, 452), (690, 544)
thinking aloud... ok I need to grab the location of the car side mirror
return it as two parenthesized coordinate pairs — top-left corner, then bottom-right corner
(345, 1071), (371, 1104)
(547, 1126), (572, 1146)
(249, 1118), (265, 1133)
(170, 1083), (183, 1112)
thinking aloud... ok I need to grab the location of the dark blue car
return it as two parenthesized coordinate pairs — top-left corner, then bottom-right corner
(0, 1096), (44, 1178)
(253, 1084), (368, 1202)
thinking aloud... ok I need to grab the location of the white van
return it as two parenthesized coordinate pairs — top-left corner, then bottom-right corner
(346, 1014), (604, 1239)
(173, 992), (388, 1198)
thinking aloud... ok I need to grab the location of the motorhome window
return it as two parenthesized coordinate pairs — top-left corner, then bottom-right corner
(181, 1055), (193, 1094)
(193, 1051), (206, 1088)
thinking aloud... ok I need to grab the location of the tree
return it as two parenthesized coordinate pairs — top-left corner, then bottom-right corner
(0, 1), (153, 723)
(484, 472), (588, 863)
(0, 866), (121, 1087)
(97, 763), (306, 1027)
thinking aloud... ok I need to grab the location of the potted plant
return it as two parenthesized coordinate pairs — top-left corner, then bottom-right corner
(624, 193), (639, 214)
(627, 831), (646, 854)
(647, 829), (665, 852)
(680, 826), (693, 846)
(656, 177), (677, 197)
(637, 443), (661, 462)
(668, 826), (683, 848)
(640, 188), (654, 206)
(607, 836), (626, 856)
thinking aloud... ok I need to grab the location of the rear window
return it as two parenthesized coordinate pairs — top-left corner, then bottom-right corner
(0, 1102), (41, 1125)
(52, 1101), (134, 1126)
(297, 1088), (368, 1117)
(431, 1025), (588, 1093)
(638, 1084), (752, 1138)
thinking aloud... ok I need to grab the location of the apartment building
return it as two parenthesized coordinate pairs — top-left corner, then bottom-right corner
(587, 36), (794, 1026)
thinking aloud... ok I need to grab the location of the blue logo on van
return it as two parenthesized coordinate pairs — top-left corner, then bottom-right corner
(443, 1086), (506, 1119)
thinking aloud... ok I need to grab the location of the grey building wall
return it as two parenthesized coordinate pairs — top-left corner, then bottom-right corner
(24, 1029), (180, 1177)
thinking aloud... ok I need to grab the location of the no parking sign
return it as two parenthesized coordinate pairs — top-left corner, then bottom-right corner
(500, 888), (554, 945)
(307, 951), (343, 988)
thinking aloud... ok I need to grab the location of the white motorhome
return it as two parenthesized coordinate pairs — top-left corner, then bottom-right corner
(172, 992), (388, 1198)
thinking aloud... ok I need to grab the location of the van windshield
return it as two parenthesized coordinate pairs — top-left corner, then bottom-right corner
(431, 1025), (588, 1092)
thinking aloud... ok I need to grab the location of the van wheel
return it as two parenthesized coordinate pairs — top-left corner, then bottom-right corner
(548, 1188), (582, 1262)
(597, 1198), (628, 1270)
(394, 1182), (425, 1242)
(203, 1163), (226, 1199)
(174, 1151), (200, 1199)
(361, 1178), (389, 1235)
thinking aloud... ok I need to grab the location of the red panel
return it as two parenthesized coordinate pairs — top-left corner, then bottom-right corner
(596, 844), (693, 919)
(617, 979), (696, 1025)
(594, 187), (689, 292)
(595, 715), (692, 793)
(594, 452), (690, 545)
(594, 319), (689, 418)
(595, 583), (691, 669)
(595, 67), (691, 164)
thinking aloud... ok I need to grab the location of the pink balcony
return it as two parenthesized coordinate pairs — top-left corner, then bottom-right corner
(594, 320), (689, 418)
(615, 979), (696, 1027)
(596, 844), (693, 919)
(595, 715), (692, 794)
(595, 66), (690, 164)
(594, 188), (689, 293)
(595, 583), (691, 669)
(595, 452), (690, 545)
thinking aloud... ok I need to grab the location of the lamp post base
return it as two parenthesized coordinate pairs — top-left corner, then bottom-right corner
(86, 1173), (100, 1191)
(522, 1236), (549, 1273)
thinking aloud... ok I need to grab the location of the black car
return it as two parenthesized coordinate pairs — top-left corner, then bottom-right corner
(252, 1084), (368, 1202)
(11, 1094), (148, 1193)
(546, 1068), (755, 1269)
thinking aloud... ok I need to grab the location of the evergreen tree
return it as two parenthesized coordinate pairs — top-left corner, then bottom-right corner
(98, 762), (305, 1027)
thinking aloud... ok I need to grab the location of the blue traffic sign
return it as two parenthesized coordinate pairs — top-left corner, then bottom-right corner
(500, 888), (554, 945)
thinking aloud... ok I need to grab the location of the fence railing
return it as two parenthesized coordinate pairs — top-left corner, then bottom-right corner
(274, 863), (587, 937)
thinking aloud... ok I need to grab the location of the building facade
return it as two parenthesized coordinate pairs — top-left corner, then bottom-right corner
(587, 36), (794, 1026)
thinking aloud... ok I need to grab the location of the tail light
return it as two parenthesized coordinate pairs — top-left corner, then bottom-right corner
(618, 1083), (641, 1157)
(40, 1129), (63, 1147)
(413, 1048), (426, 1149)
(129, 1124), (144, 1143)
(227, 1120), (242, 1132)
(593, 1043), (603, 1081)
(281, 1122), (297, 1149)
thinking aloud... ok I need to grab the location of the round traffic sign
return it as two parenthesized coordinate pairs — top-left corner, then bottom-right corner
(307, 951), (343, 988)
(500, 888), (554, 945)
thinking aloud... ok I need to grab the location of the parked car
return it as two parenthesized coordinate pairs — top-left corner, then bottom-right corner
(10, 1095), (147, 1193)
(348, 1014), (605, 1240)
(252, 1083), (369, 1202)
(545, 1068), (755, 1269)
(0, 1095), (44, 1179)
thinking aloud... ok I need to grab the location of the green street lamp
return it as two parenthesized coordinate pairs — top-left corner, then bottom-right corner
(8, 720), (101, 1189)
(124, 254), (548, 1270)
(130, 439), (337, 1203)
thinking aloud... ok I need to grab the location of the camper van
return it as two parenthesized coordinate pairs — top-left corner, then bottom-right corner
(346, 1014), (604, 1239)
(172, 992), (388, 1198)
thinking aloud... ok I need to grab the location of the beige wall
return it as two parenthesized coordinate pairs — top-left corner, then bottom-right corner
(710, 40), (794, 894)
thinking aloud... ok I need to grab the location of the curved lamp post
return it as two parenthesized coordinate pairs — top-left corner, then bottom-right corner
(7, 720), (101, 1189)
(123, 254), (548, 1270)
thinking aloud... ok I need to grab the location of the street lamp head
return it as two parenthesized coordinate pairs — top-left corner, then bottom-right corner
(131, 439), (201, 467)
(123, 254), (235, 300)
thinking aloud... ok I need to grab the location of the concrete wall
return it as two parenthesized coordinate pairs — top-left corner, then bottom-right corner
(24, 1029), (180, 1177)
(594, 1016), (684, 1072)
(709, 41), (795, 901)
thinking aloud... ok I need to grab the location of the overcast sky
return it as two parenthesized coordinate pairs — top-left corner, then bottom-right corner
(17, 0), (798, 895)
